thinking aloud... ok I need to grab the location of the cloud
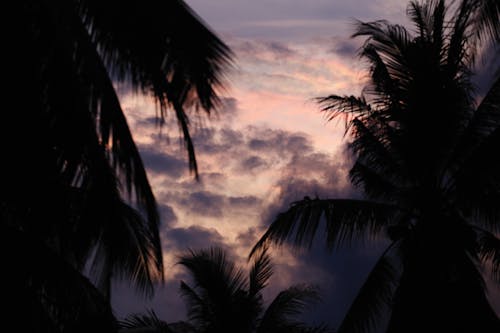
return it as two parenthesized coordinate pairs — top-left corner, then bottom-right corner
(210, 97), (241, 123)
(228, 195), (261, 207)
(237, 155), (269, 172)
(138, 144), (187, 178)
(177, 191), (226, 217)
(159, 204), (178, 225)
(329, 38), (360, 58)
(164, 225), (228, 252)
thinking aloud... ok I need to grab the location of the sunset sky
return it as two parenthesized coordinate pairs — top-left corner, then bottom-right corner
(112, 0), (499, 328)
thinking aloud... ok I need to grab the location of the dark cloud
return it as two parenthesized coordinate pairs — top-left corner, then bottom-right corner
(165, 225), (227, 252)
(219, 128), (245, 146)
(180, 191), (226, 217)
(264, 41), (295, 57)
(228, 195), (261, 207)
(159, 204), (178, 225)
(210, 97), (241, 123)
(234, 40), (296, 60)
(248, 138), (269, 150)
(247, 128), (312, 154)
(139, 144), (187, 178)
(329, 38), (359, 58)
(238, 155), (269, 172)
(236, 226), (262, 251)
(200, 172), (226, 184)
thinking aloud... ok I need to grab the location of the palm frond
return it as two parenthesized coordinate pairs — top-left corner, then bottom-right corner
(337, 244), (398, 333)
(349, 118), (406, 185)
(447, 0), (477, 71)
(248, 245), (273, 296)
(472, 0), (500, 42)
(407, 1), (433, 41)
(431, 0), (446, 49)
(359, 44), (402, 107)
(90, 200), (164, 298)
(179, 281), (212, 328)
(65, 5), (161, 233)
(258, 284), (320, 332)
(349, 161), (405, 202)
(476, 227), (500, 283)
(353, 20), (413, 84)
(80, 0), (232, 108)
(179, 248), (247, 298)
(251, 199), (401, 256)
(79, 0), (232, 174)
(317, 95), (371, 126)
(119, 310), (171, 332)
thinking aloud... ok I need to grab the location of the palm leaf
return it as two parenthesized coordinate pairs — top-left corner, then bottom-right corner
(447, 0), (478, 71)
(80, 0), (232, 109)
(476, 227), (500, 282)
(119, 310), (172, 333)
(352, 20), (413, 86)
(258, 284), (320, 333)
(251, 199), (401, 256)
(90, 200), (164, 297)
(248, 245), (273, 296)
(337, 244), (398, 333)
(178, 248), (247, 300)
(472, 0), (500, 42)
(179, 281), (212, 328)
(317, 95), (371, 127)
(349, 161), (405, 202)
(79, 0), (233, 175)
(349, 118), (406, 185)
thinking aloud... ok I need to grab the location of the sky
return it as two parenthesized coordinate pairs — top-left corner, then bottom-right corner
(112, 0), (500, 329)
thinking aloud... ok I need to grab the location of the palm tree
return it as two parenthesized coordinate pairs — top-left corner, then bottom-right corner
(157, 247), (328, 333)
(3, 0), (231, 331)
(252, 1), (499, 332)
(119, 310), (197, 333)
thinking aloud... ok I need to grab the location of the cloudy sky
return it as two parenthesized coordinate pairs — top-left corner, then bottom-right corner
(112, 0), (499, 329)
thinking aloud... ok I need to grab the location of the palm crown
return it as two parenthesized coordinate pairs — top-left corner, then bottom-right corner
(253, 1), (499, 332)
(177, 247), (327, 333)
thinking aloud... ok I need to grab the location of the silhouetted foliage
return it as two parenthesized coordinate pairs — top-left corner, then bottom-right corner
(118, 247), (331, 333)
(178, 247), (330, 333)
(3, 0), (231, 331)
(253, 1), (499, 332)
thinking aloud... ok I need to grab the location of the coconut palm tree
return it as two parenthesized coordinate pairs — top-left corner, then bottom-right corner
(252, 1), (499, 332)
(130, 247), (328, 333)
(3, 0), (231, 331)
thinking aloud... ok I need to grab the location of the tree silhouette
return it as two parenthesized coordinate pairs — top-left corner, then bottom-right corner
(179, 247), (329, 333)
(3, 0), (231, 331)
(252, 1), (500, 332)
(121, 247), (330, 333)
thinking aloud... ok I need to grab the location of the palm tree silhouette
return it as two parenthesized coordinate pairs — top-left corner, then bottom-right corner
(120, 247), (330, 333)
(179, 247), (329, 333)
(252, 1), (499, 332)
(4, 0), (231, 331)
